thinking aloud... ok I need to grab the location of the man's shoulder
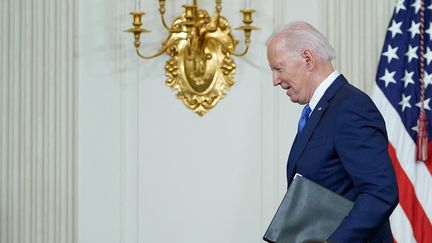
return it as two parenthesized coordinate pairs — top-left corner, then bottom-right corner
(323, 74), (370, 103)
(332, 82), (373, 106)
(329, 81), (386, 125)
(339, 81), (368, 97)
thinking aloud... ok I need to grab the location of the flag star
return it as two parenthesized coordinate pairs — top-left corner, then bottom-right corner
(412, 125), (419, 133)
(388, 20), (403, 38)
(416, 98), (432, 111)
(379, 69), (397, 87)
(426, 23), (432, 40)
(425, 47), (432, 65)
(382, 45), (399, 63)
(399, 94), (412, 111)
(408, 21), (420, 38)
(424, 71), (432, 88)
(428, 4), (432, 11)
(405, 45), (419, 62)
(411, 0), (421, 13)
(395, 0), (407, 13)
(402, 70), (415, 88)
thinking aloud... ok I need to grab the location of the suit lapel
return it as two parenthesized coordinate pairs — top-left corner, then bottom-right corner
(286, 75), (348, 184)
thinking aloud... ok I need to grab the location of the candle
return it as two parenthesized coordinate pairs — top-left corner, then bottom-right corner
(245, 0), (251, 9)
(135, 0), (141, 10)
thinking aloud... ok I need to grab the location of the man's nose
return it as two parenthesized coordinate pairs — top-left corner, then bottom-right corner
(272, 72), (281, 86)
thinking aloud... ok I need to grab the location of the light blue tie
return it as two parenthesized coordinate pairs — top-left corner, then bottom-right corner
(298, 104), (312, 133)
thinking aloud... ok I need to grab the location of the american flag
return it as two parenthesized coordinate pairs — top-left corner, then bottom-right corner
(372, 0), (432, 242)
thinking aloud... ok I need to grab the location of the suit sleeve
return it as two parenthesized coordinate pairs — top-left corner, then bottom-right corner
(328, 94), (399, 242)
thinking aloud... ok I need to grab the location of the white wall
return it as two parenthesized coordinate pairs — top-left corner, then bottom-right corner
(74, 0), (392, 243)
(77, 0), (123, 242)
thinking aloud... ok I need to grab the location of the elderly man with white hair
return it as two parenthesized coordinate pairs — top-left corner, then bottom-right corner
(266, 21), (399, 242)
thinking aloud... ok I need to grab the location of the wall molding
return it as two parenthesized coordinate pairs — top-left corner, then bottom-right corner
(0, 0), (77, 242)
(322, 0), (394, 94)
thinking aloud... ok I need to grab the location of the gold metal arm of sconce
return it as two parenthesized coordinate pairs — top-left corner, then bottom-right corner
(125, 12), (169, 59)
(158, 0), (170, 31)
(229, 9), (259, 57)
(125, 0), (259, 116)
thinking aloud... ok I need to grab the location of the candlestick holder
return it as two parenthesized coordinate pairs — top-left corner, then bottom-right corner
(125, 0), (259, 116)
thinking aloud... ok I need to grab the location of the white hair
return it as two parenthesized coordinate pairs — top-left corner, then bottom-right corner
(266, 21), (336, 62)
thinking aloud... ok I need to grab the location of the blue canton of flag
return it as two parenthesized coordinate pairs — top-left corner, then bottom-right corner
(376, 0), (432, 141)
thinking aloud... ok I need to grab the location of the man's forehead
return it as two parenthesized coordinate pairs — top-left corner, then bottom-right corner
(268, 49), (287, 64)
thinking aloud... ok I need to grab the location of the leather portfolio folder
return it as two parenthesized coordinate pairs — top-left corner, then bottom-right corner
(263, 175), (353, 243)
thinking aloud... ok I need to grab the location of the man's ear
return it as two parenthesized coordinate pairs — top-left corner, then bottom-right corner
(302, 49), (314, 71)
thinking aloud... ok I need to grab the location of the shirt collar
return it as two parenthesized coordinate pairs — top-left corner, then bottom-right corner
(308, 70), (340, 114)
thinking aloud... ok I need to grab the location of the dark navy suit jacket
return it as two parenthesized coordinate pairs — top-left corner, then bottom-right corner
(286, 75), (399, 242)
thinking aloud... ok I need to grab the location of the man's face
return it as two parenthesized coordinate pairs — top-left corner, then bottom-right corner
(267, 39), (311, 104)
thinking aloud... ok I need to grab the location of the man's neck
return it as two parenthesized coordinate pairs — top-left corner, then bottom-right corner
(307, 63), (334, 102)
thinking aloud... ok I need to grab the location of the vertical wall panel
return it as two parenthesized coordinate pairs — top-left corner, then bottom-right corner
(0, 2), (7, 243)
(323, 0), (395, 94)
(0, 0), (77, 242)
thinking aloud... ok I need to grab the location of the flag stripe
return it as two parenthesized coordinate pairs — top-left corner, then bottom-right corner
(390, 205), (417, 243)
(388, 143), (432, 243)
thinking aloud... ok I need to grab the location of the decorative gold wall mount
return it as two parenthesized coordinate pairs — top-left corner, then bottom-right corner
(125, 0), (258, 116)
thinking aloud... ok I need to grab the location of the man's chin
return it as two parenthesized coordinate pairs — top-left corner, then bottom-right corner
(288, 96), (300, 104)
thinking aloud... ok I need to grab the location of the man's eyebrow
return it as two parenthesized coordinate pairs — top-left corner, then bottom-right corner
(272, 63), (284, 70)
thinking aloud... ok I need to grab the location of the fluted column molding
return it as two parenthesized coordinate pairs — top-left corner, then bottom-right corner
(322, 0), (394, 94)
(0, 0), (77, 243)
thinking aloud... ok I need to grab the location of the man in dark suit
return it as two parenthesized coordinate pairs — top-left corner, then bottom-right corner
(266, 21), (399, 242)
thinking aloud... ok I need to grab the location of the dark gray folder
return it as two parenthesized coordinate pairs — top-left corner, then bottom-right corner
(263, 175), (353, 243)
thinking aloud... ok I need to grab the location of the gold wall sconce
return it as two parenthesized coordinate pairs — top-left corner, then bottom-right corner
(125, 0), (258, 116)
